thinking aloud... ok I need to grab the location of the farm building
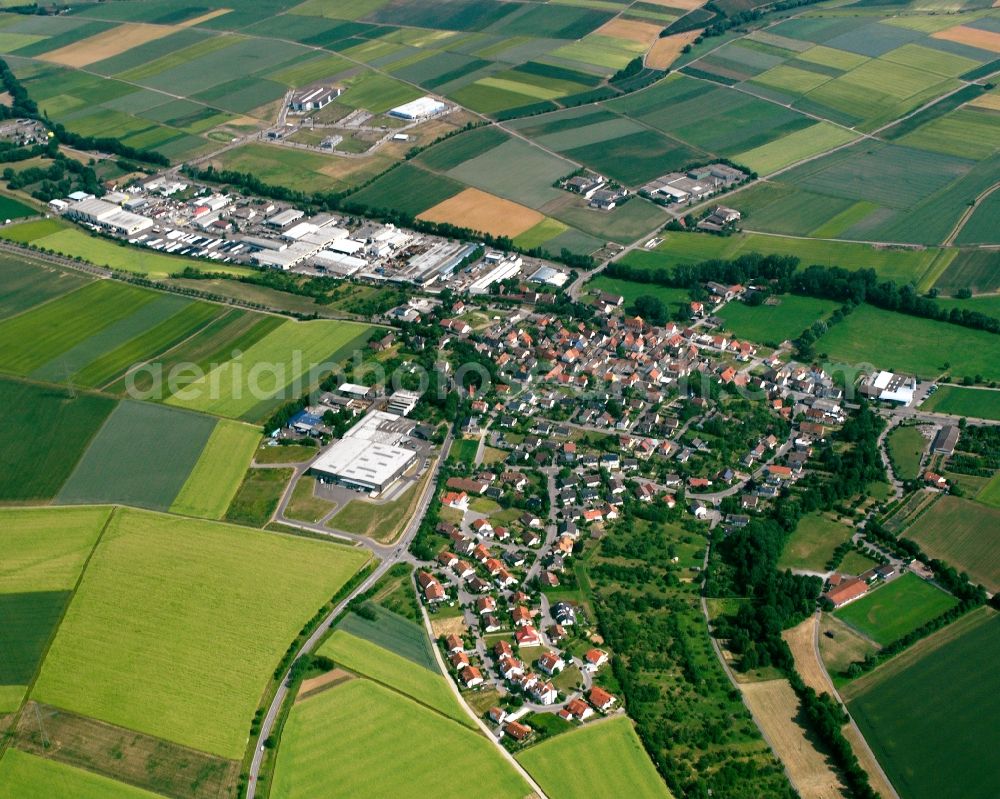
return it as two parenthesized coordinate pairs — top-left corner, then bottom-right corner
(65, 198), (153, 236)
(932, 425), (959, 456)
(289, 86), (341, 112)
(389, 96), (447, 120)
(823, 577), (869, 608)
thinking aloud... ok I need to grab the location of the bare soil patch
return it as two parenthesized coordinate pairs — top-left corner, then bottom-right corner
(430, 616), (468, 638)
(179, 8), (232, 27)
(418, 188), (543, 238)
(42, 23), (179, 67)
(970, 93), (1000, 111)
(740, 680), (848, 799)
(933, 25), (1000, 53)
(642, 0), (707, 8)
(646, 31), (702, 70)
(14, 701), (239, 799)
(297, 668), (354, 701)
(784, 616), (830, 695)
(596, 17), (664, 46)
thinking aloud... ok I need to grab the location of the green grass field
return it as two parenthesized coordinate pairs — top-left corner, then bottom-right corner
(620, 230), (944, 285)
(328, 478), (420, 542)
(169, 420), (261, 519)
(517, 716), (672, 799)
(887, 425), (928, 481)
(0, 749), (164, 799)
(32, 507), (368, 758)
(717, 294), (838, 345)
(0, 280), (155, 376)
(816, 304), (1000, 382)
(0, 254), (89, 320)
(847, 612), (1000, 799)
(0, 377), (116, 502)
(835, 573), (958, 646)
(337, 604), (436, 670)
(0, 506), (109, 711)
(56, 400), (216, 512)
(319, 629), (470, 726)
(164, 318), (374, 420)
(225, 467), (292, 527)
(735, 121), (858, 175)
(978, 472), (1000, 510)
(778, 512), (854, 571)
(921, 385), (1000, 421)
(272, 678), (529, 799)
(903, 496), (1000, 594)
(449, 437), (479, 464)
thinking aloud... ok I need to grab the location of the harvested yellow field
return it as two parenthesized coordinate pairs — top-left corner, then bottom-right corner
(41, 23), (179, 67)
(970, 93), (1000, 111)
(741, 680), (848, 799)
(784, 615), (896, 799)
(179, 8), (232, 26)
(418, 188), (544, 238)
(642, 0), (706, 9)
(596, 17), (664, 46)
(646, 31), (702, 69)
(933, 25), (1000, 52)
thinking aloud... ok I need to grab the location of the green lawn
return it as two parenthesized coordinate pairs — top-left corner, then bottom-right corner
(224, 467), (292, 527)
(904, 495), (1000, 594)
(448, 437), (479, 464)
(838, 549), (879, 577)
(272, 678), (529, 799)
(717, 294), (838, 345)
(517, 716), (672, 799)
(164, 318), (374, 420)
(817, 304), (1000, 382)
(887, 426), (927, 481)
(921, 385), (1000, 422)
(834, 572), (958, 646)
(32, 507), (368, 758)
(319, 629), (470, 726)
(778, 512), (854, 571)
(284, 475), (336, 524)
(0, 377), (116, 502)
(0, 749), (163, 799)
(170, 419), (261, 519)
(253, 444), (318, 464)
(847, 612), (1000, 799)
(329, 477), (421, 542)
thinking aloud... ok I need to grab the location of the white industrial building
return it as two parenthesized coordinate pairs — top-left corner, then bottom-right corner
(289, 86), (341, 112)
(65, 198), (153, 236)
(529, 265), (569, 287)
(868, 371), (916, 405)
(387, 389), (421, 416)
(469, 256), (522, 294)
(309, 410), (416, 493)
(389, 96), (448, 120)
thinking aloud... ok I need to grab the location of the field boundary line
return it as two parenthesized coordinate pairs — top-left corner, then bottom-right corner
(97, 305), (238, 393)
(0, 505), (117, 763)
(942, 179), (1000, 246)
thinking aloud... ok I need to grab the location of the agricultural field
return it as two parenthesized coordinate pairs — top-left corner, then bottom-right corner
(319, 628), (470, 726)
(921, 384), (1000, 421)
(56, 401), (217, 512)
(778, 512), (855, 571)
(271, 678), (529, 799)
(225, 467), (293, 527)
(717, 294), (838, 345)
(977, 471), (1000, 509)
(517, 716), (672, 799)
(163, 317), (375, 421)
(31, 507), (368, 758)
(903, 495), (1000, 593)
(0, 252), (89, 320)
(0, 377), (116, 503)
(0, 749), (163, 799)
(337, 604), (437, 670)
(834, 573), (959, 646)
(887, 425), (929, 481)
(0, 506), (109, 712)
(815, 304), (1000, 383)
(932, 249), (1000, 295)
(846, 611), (1000, 799)
(169, 420), (261, 519)
(617, 230), (948, 286)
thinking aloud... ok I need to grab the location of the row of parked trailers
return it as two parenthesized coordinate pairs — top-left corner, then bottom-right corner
(127, 229), (246, 261)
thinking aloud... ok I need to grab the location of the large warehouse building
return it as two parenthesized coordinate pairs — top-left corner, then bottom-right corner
(66, 197), (154, 236)
(389, 96), (447, 120)
(309, 410), (417, 493)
